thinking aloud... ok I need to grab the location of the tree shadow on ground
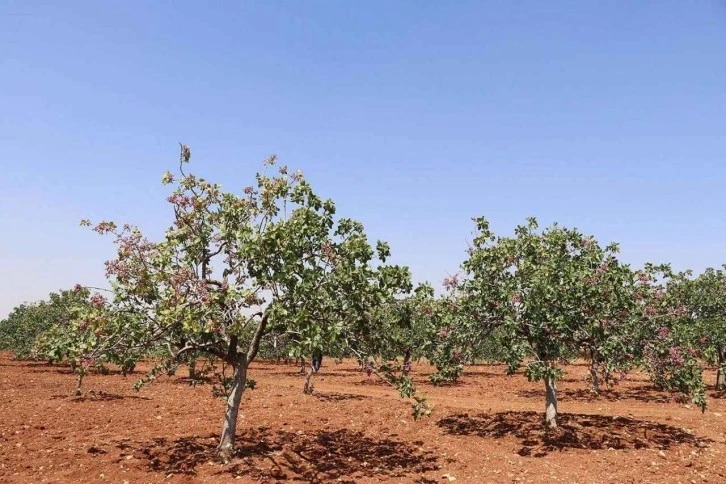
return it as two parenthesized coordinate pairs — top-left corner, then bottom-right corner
(704, 379), (726, 398)
(169, 375), (214, 385)
(426, 378), (467, 388)
(437, 411), (710, 457)
(516, 385), (674, 404)
(336, 366), (428, 377)
(459, 370), (509, 380)
(119, 427), (439, 482)
(0, 360), (45, 367)
(313, 391), (370, 402)
(556, 376), (590, 383)
(335, 367), (374, 374)
(261, 369), (353, 379)
(22, 366), (76, 375)
(349, 376), (466, 390)
(351, 378), (395, 388)
(51, 391), (151, 402)
(20, 365), (138, 377)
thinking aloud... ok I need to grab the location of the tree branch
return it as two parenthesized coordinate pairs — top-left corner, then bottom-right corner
(247, 313), (269, 363)
(226, 335), (238, 363)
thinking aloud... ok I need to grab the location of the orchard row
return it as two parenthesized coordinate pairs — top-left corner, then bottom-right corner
(2, 146), (724, 463)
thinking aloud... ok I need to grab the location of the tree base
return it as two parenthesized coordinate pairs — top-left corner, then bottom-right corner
(303, 367), (314, 394)
(217, 444), (234, 465)
(545, 419), (558, 429)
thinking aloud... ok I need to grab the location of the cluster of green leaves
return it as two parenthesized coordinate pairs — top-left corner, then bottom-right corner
(629, 266), (706, 409)
(679, 266), (726, 389)
(354, 284), (456, 381)
(0, 286), (149, 394)
(458, 217), (634, 387)
(36, 291), (148, 393)
(0, 288), (88, 359)
(359, 284), (437, 368)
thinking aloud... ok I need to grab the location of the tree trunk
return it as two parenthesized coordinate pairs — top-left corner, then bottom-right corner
(544, 377), (558, 429)
(717, 346), (726, 391)
(402, 348), (412, 376)
(188, 354), (197, 379)
(303, 366), (314, 395)
(589, 350), (600, 394)
(75, 372), (84, 396)
(217, 355), (247, 464)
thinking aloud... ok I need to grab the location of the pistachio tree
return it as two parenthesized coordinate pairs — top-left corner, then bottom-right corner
(292, 246), (412, 395)
(682, 266), (726, 390)
(433, 272), (507, 383)
(635, 266), (706, 408)
(0, 288), (89, 359)
(82, 146), (413, 462)
(361, 283), (437, 376)
(570, 244), (640, 394)
(459, 217), (632, 428)
(34, 289), (145, 394)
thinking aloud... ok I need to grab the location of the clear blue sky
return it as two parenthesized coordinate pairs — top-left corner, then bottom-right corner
(2, 1), (725, 317)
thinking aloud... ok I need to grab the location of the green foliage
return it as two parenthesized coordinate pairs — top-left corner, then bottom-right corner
(31, 291), (148, 393)
(450, 217), (685, 426)
(424, 294), (467, 385)
(569, 245), (642, 392)
(0, 288), (89, 359)
(634, 267), (707, 409)
(357, 283), (448, 378)
(80, 146), (423, 456)
(364, 284), (435, 362)
(85, 149), (412, 372)
(460, 217), (627, 383)
(12, 144), (717, 453)
(681, 266), (726, 370)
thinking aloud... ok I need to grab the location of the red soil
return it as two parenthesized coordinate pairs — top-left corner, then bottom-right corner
(1, 353), (725, 483)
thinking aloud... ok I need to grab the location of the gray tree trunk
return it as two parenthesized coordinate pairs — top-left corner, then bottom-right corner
(75, 372), (84, 396)
(188, 354), (197, 379)
(303, 366), (314, 394)
(589, 351), (600, 394)
(717, 346), (726, 391)
(217, 355), (247, 464)
(299, 357), (306, 373)
(545, 377), (558, 429)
